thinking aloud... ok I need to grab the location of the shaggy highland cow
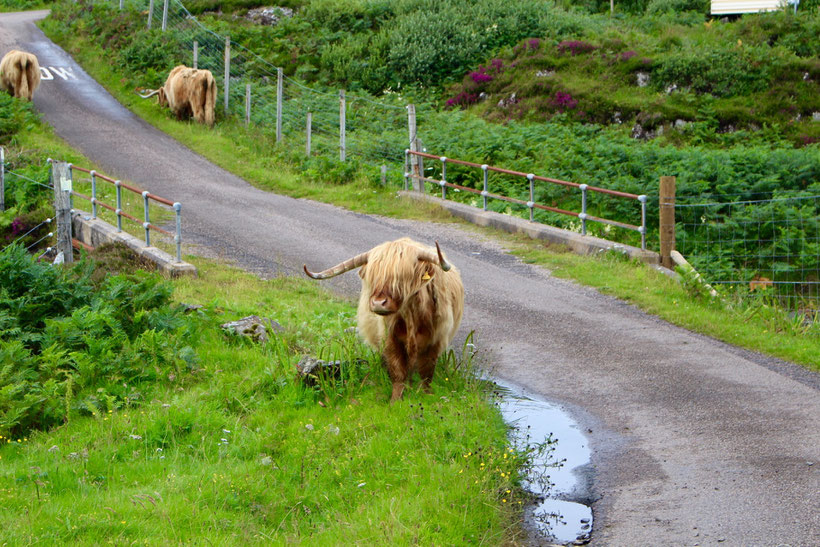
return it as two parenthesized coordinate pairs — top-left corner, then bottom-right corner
(304, 238), (465, 402)
(139, 65), (216, 126)
(0, 50), (41, 101)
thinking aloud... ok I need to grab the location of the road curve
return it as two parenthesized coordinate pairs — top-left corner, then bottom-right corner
(3, 11), (819, 546)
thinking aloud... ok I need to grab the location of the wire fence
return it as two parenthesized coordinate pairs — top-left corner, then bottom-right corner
(107, 0), (417, 186)
(675, 192), (820, 314)
(1, 166), (56, 252)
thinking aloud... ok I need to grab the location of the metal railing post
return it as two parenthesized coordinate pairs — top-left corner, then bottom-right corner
(67, 163), (74, 211)
(193, 41), (198, 69)
(142, 191), (151, 246)
(440, 157), (447, 199)
(115, 180), (123, 232)
(90, 170), (97, 219)
(639, 195), (647, 250)
(579, 184), (588, 235)
(481, 164), (488, 211)
(147, 0), (154, 29)
(173, 202), (182, 263)
(527, 174), (535, 222)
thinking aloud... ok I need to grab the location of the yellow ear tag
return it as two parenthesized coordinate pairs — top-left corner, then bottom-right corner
(422, 273), (432, 281)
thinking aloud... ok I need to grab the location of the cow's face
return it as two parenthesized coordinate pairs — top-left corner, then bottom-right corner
(158, 87), (168, 107)
(361, 259), (436, 316)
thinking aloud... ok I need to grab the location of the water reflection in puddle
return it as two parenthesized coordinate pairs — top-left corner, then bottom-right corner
(493, 378), (593, 545)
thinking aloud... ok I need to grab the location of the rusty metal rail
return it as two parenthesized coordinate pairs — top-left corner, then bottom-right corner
(50, 161), (183, 262)
(405, 150), (648, 249)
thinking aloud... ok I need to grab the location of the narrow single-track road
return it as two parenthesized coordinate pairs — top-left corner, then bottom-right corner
(2, 11), (818, 545)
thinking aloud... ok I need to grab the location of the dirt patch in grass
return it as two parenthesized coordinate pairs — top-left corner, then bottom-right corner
(86, 242), (156, 282)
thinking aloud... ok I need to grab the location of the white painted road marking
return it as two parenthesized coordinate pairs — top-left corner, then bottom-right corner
(40, 66), (77, 81)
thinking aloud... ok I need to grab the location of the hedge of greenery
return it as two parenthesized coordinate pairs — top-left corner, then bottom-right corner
(0, 244), (201, 438)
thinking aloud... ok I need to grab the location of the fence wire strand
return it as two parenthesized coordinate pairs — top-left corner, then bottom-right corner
(676, 193), (820, 313)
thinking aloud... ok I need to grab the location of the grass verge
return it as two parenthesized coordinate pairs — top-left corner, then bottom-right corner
(504, 233), (820, 370)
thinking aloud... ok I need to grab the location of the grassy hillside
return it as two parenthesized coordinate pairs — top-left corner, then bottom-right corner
(169, 0), (820, 147)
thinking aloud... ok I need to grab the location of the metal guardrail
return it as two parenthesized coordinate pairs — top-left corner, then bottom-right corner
(404, 150), (648, 250)
(48, 160), (184, 262)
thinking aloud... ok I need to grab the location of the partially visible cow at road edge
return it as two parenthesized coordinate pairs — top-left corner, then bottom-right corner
(0, 50), (41, 101)
(139, 65), (217, 127)
(304, 238), (465, 402)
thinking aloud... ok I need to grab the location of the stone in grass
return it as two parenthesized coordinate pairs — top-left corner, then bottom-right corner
(295, 356), (367, 386)
(221, 315), (284, 343)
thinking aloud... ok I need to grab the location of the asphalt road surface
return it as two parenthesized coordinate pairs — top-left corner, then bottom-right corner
(3, 10), (819, 546)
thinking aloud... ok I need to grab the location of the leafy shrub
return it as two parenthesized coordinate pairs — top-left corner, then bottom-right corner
(0, 244), (200, 437)
(0, 93), (39, 142)
(651, 47), (771, 97)
(645, 0), (708, 15)
(556, 40), (597, 56)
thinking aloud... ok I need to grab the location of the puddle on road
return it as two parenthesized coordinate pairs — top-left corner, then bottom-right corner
(492, 378), (593, 545)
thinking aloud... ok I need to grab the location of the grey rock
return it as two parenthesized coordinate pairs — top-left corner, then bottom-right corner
(221, 315), (283, 343)
(636, 72), (650, 87)
(245, 6), (293, 26)
(295, 356), (367, 386)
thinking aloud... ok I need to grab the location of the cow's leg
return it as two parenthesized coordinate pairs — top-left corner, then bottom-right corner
(417, 342), (443, 395)
(383, 335), (409, 403)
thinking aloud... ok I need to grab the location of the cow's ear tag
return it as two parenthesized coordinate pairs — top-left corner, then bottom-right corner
(422, 272), (432, 281)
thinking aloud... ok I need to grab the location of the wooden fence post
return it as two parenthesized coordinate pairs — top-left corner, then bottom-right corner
(339, 90), (346, 162)
(306, 112), (312, 156)
(659, 175), (676, 269)
(276, 68), (283, 143)
(51, 160), (73, 264)
(161, 0), (168, 32)
(147, 0), (154, 29)
(223, 36), (230, 117)
(244, 84), (251, 127)
(407, 104), (422, 192)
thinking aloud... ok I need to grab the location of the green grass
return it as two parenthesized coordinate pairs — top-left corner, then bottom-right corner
(504, 233), (820, 370)
(0, 254), (529, 545)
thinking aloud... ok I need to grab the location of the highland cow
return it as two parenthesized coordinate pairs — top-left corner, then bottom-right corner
(0, 50), (41, 101)
(139, 65), (216, 127)
(304, 238), (465, 402)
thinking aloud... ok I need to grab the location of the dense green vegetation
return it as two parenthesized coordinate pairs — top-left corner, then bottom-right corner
(0, 243), (197, 437)
(0, 94), (55, 248)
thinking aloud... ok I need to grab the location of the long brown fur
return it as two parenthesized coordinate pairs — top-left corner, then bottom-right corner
(309, 238), (465, 402)
(0, 50), (41, 101)
(157, 65), (217, 127)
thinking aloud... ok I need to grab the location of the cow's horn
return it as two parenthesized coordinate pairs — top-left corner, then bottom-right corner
(303, 251), (369, 280)
(137, 88), (160, 99)
(418, 241), (452, 272)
